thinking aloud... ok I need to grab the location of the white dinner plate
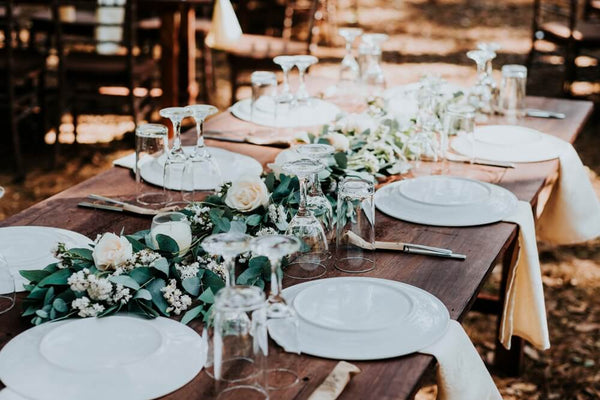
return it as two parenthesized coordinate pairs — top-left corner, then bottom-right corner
(450, 125), (566, 163)
(0, 316), (205, 400)
(269, 277), (450, 360)
(0, 226), (93, 291)
(230, 98), (341, 128)
(374, 175), (518, 227)
(140, 146), (263, 190)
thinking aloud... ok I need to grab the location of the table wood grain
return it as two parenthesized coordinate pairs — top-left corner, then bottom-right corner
(0, 95), (593, 400)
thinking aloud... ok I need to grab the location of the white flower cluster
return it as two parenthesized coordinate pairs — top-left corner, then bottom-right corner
(161, 279), (192, 315)
(198, 254), (227, 281)
(185, 203), (213, 231)
(267, 204), (288, 231)
(256, 227), (278, 237)
(72, 297), (105, 318)
(176, 262), (200, 280)
(68, 269), (132, 307)
(52, 242), (72, 269)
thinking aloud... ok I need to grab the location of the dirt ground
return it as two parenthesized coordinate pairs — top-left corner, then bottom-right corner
(0, 0), (599, 398)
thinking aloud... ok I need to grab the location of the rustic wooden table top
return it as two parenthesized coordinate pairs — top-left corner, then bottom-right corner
(0, 95), (593, 399)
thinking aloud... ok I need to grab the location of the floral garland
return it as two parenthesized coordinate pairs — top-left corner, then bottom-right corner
(20, 77), (463, 326)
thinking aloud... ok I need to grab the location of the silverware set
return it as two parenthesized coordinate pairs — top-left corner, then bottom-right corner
(78, 194), (178, 216)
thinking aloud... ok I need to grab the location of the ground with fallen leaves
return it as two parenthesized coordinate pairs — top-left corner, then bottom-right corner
(0, 0), (598, 398)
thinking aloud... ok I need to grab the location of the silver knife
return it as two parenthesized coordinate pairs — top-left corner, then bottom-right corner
(404, 247), (467, 260)
(526, 109), (566, 119)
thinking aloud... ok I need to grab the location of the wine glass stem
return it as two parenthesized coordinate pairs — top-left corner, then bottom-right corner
(298, 70), (306, 96)
(172, 119), (182, 151)
(298, 175), (309, 216)
(310, 172), (322, 196)
(195, 120), (205, 155)
(269, 257), (282, 300)
(345, 41), (352, 58)
(282, 68), (291, 95)
(224, 256), (235, 287)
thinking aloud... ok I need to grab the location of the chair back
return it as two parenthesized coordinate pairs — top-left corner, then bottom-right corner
(533, 0), (578, 36)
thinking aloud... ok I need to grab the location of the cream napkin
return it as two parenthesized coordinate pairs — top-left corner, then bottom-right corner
(420, 320), (502, 400)
(205, 0), (242, 49)
(307, 361), (361, 400)
(112, 152), (136, 170)
(501, 201), (550, 351)
(537, 142), (600, 245)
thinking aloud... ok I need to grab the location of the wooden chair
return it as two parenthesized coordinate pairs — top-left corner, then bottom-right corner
(527, 0), (600, 94)
(0, 0), (46, 178)
(207, 0), (319, 103)
(51, 0), (159, 141)
(584, 0), (600, 19)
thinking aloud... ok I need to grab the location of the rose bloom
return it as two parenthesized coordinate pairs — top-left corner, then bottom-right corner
(225, 176), (270, 212)
(326, 133), (350, 152)
(93, 233), (133, 270)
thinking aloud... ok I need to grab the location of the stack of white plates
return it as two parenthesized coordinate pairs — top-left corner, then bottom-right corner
(374, 175), (518, 227)
(0, 316), (205, 400)
(0, 226), (93, 291)
(270, 277), (450, 360)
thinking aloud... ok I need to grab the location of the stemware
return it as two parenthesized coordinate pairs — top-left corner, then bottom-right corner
(273, 55), (296, 106)
(135, 123), (170, 205)
(185, 104), (222, 197)
(360, 33), (388, 96)
(293, 55), (318, 105)
(466, 49), (496, 116)
(477, 42), (501, 78)
(443, 104), (476, 163)
(160, 107), (191, 204)
(201, 232), (252, 287)
(282, 159), (328, 280)
(0, 254), (15, 314)
(296, 144), (335, 240)
(250, 71), (278, 137)
(160, 107), (190, 160)
(338, 27), (363, 82)
(249, 234), (301, 390)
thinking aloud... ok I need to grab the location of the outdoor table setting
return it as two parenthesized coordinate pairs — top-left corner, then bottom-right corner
(0, 12), (599, 400)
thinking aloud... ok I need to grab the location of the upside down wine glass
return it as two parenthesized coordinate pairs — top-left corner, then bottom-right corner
(185, 104), (222, 198)
(467, 49), (496, 117)
(273, 55), (296, 106)
(201, 232), (252, 287)
(293, 55), (319, 106)
(338, 27), (363, 82)
(360, 33), (388, 96)
(282, 159), (328, 280)
(160, 107), (191, 205)
(250, 234), (302, 390)
(296, 144), (335, 241)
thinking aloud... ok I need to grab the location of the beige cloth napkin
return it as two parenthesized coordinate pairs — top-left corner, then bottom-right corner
(537, 142), (600, 245)
(420, 320), (502, 400)
(205, 0), (242, 49)
(307, 361), (361, 400)
(501, 201), (550, 350)
(112, 152), (136, 169)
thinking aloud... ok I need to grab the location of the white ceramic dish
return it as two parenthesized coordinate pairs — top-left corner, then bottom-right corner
(229, 98), (341, 128)
(140, 146), (263, 190)
(270, 277), (450, 360)
(374, 175), (518, 227)
(0, 316), (205, 400)
(450, 125), (565, 163)
(0, 226), (93, 291)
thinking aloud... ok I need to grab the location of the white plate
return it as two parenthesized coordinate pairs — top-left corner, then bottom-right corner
(140, 146), (263, 190)
(374, 175), (518, 227)
(451, 125), (565, 163)
(0, 316), (205, 400)
(0, 226), (93, 291)
(230, 98), (341, 128)
(270, 277), (449, 360)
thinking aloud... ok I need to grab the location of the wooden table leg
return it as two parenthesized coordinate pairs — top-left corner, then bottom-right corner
(160, 8), (180, 108)
(494, 236), (525, 376)
(179, 5), (198, 105)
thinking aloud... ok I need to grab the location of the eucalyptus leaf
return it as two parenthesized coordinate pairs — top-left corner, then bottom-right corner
(128, 229), (150, 241)
(19, 270), (50, 283)
(146, 278), (169, 315)
(245, 214), (262, 227)
(125, 236), (146, 252)
(36, 309), (48, 319)
(129, 267), (153, 285)
(202, 270), (225, 293)
(229, 220), (247, 234)
(134, 288), (152, 301)
(68, 248), (94, 261)
(156, 234), (179, 254)
(182, 277), (201, 296)
(181, 305), (205, 325)
(26, 286), (48, 300)
(334, 152), (348, 169)
(43, 287), (55, 306)
(38, 269), (71, 287)
(150, 257), (170, 276)
(109, 275), (141, 290)
(52, 298), (68, 313)
(198, 287), (215, 304)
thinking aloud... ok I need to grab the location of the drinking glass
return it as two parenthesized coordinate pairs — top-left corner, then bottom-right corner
(444, 104), (476, 163)
(135, 124), (170, 205)
(185, 104), (222, 199)
(360, 33), (388, 96)
(161, 107), (191, 205)
(338, 27), (363, 82)
(250, 71), (278, 135)
(273, 55), (296, 106)
(477, 42), (501, 82)
(0, 254), (15, 314)
(466, 49), (496, 116)
(296, 144), (335, 241)
(250, 234), (302, 390)
(150, 211), (192, 256)
(499, 65), (527, 121)
(201, 232), (252, 287)
(212, 286), (268, 400)
(335, 177), (375, 273)
(282, 159), (328, 280)
(293, 55), (319, 105)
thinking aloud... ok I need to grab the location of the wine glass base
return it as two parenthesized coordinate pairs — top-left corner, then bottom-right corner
(205, 356), (259, 382)
(335, 257), (375, 274)
(216, 385), (268, 400)
(266, 368), (300, 391)
(0, 294), (15, 314)
(136, 192), (170, 206)
(284, 261), (327, 280)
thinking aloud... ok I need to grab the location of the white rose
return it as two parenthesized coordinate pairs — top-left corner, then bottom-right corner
(225, 176), (270, 212)
(93, 233), (133, 271)
(338, 113), (378, 134)
(326, 133), (350, 152)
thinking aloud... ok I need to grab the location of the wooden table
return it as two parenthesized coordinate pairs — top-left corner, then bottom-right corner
(0, 96), (593, 399)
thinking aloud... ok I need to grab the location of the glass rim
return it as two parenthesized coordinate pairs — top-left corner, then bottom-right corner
(214, 285), (266, 312)
(136, 123), (168, 137)
(445, 103), (476, 116)
(339, 176), (375, 197)
(251, 71), (277, 85)
(501, 64), (527, 76)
